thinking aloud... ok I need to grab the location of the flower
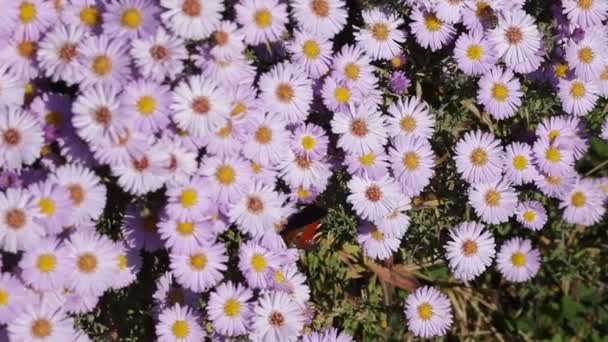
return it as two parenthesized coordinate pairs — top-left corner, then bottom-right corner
(160, 0), (222, 40)
(477, 66), (523, 120)
(156, 304), (205, 342)
(61, 0), (104, 33)
(13, 0), (57, 41)
(170, 75), (231, 138)
(321, 76), (361, 112)
(503, 142), (539, 185)
(388, 135), (435, 197)
(468, 178), (518, 224)
(332, 44), (375, 87)
(404, 286), (453, 338)
(453, 31), (496, 75)
(290, 123), (329, 159)
(0, 66), (25, 108)
(560, 177), (606, 226)
(112, 243), (141, 289)
(303, 328), (354, 342)
(166, 177), (215, 222)
(496, 237), (541, 282)
(28, 180), (72, 235)
(409, 9), (456, 52)
(535, 115), (588, 160)
(344, 150), (390, 180)
(386, 96), (434, 140)
(235, 0), (288, 45)
(238, 242), (279, 289)
(562, 0), (608, 27)
(347, 175), (402, 221)
(532, 136), (575, 177)
(0, 273), (28, 324)
(454, 130), (504, 184)
(78, 34), (132, 89)
(0, 188), (44, 253)
(207, 281), (254, 336)
(534, 171), (577, 199)
(259, 62), (313, 124)
(169, 241), (228, 292)
(20, 237), (67, 292)
(65, 230), (119, 296)
(121, 79), (171, 135)
(200, 155), (253, 207)
(251, 291), (305, 342)
(52, 163), (107, 226)
(278, 152), (332, 191)
(515, 200), (547, 231)
(331, 103), (387, 155)
(103, 0), (160, 40)
(389, 71), (412, 94)
(565, 32), (606, 81)
(557, 77), (600, 116)
(229, 182), (285, 236)
(131, 28), (188, 82)
(7, 304), (78, 341)
(444, 221), (495, 281)
(0, 36), (39, 81)
(357, 222), (400, 260)
(269, 265), (310, 305)
(287, 30), (333, 79)
(355, 8), (405, 60)
(290, 0), (347, 36)
(0, 107), (43, 171)
(37, 24), (88, 85)
(241, 113), (291, 165)
(488, 9), (542, 73)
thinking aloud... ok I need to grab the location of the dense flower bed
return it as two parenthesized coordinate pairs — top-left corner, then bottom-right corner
(0, 0), (607, 340)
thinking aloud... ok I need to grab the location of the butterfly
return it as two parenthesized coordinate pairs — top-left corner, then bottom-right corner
(280, 205), (327, 249)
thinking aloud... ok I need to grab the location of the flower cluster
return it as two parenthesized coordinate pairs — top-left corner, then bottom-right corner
(0, 0), (606, 340)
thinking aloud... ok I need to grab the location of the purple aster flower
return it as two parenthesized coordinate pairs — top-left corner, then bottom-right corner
(454, 130), (504, 184)
(0, 107), (44, 171)
(477, 66), (523, 120)
(238, 241), (280, 289)
(355, 8), (405, 60)
(160, 0), (223, 40)
(409, 8), (456, 52)
(560, 177), (606, 226)
(404, 286), (453, 338)
(0, 272), (29, 324)
(131, 27), (188, 82)
(389, 71), (412, 94)
(207, 281), (254, 337)
(156, 304), (205, 342)
(169, 241), (228, 293)
(357, 221), (400, 260)
(515, 200), (547, 231)
(468, 178), (518, 225)
(557, 77), (600, 116)
(28, 179), (72, 235)
(497, 237), (541, 282)
(445, 221), (495, 281)
(347, 175), (403, 222)
(19, 237), (68, 292)
(13, 0), (57, 41)
(250, 290), (305, 342)
(103, 0), (160, 40)
(503, 142), (539, 185)
(453, 31), (497, 75)
(344, 150), (390, 180)
(78, 34), (132, 89)
(388, 135), (435, 197)
(0, 187), (44, 253)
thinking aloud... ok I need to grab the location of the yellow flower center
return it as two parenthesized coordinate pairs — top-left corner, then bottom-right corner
(545, 147), (561, 162)
(176, 221), (195, 236)
(554, 63), (570, 78)
(578, 47), (594, 64)
(215, 165), (236, 185)
(391, 56), (402, 68)
(275, 83), (294, 103)
(217, 123), (233, 138)
(403, 152), (420, 170)
(462, 239), (478, 256)
(334, 86), (351, 103)
(344, 63), (360, 80)
(301, 135), (316, 151)
(137, 96), (156, 116)
(274, 270), (286, 283)
(255, 9), (273, 28)
(511, 252), (527, 267)
(92, 55), (112, 76)
(80, 6), (100, 27)
(231, 102), (247, 116)
(548, 130), (560, 140)
(31, 319), (52, 338)
(251, 254), (267, 272)
(512, 155), (528, 170)
(470, 148), (488, 166)
(0, 289), (9, 307)
(417, 303), (433, 320)
(251, 162), (263, 174)
(359, 152), (376, 166)
(180, 188), (198, 208)
(601, 66), (608, 81)
(189, 253), (208, 270)
(19, 2), (37, 23)
(372, 23), (389, 41)
(121, 8), (142, 29)
(466, 44), (484, 61)
(424, 14), (443, 32)
(571, 191), (586, 208)
(297, 188), (311, 198)
(77, 253), (98, 273)
(523, 210), (536, 222)
(172, 320), (190, 338)
(492, 83), (509, 101)
(118, 254), (127, 270)
(37, 253), (57, 273)
(302, 40), (320, 58)
(371, 229), (384, 241)
(17, 40), (37, 59)
(484, 190), (501, 207)
(570, 82), (586, 99)
(255, 126), (273, 144)
(38, 198), (56, 216)
(224, 298), (241, 317)
(577, 0), (594, 10)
